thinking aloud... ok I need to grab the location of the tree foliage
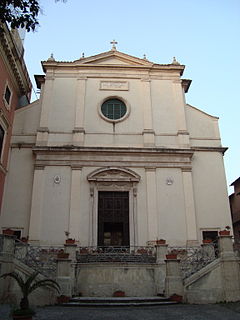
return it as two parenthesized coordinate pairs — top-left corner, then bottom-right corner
(0, 0), (66, 32)
(0, 0), (40, 31)
(0, 271), (60, 311)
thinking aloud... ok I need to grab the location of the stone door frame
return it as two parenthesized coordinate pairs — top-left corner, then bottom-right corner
(87, 167), (140, 247)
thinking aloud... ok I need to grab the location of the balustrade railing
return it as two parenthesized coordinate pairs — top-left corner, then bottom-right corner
(0, 234), (220, 279)
(14, 241), (62, 278)
(168, 242), (218, 279)
(76, 246), (156, 263)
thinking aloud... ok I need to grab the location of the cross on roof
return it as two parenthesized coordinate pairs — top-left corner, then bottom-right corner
(110, 39), (118, 50)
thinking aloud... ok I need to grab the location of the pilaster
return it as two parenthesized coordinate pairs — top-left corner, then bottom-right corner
(39, 76), (54, 130)
(145, 168), (158, 241)
(165, 257), (184, 297)
(69, 166), (82, 242)
(182, 169), (198, 244)
(28, 165), (45, 243)
(141, 78), (155, 146)
(73, 77), (86, 145)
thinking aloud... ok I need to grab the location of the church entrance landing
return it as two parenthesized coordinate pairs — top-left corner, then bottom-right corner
(98, 191), (129, 247)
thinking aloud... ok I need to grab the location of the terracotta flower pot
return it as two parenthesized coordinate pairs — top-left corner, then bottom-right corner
(202, 239), (212, 244)
(166, 254), (178, 259)
(156, 239), (166, 245)
(3, 228), (14, 236)
(79, 248), (89, 254)
(57, 251), (69, 259)
(65, 238), (75, 244)
(137, 248), (148, 254)
(219, 230), (230, 236)
(113, 290), (125, 297)
(169, 294), (183, 302)
(57, 295), (70, 304)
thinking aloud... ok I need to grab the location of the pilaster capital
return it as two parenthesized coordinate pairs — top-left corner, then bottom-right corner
(37, 127), (49, 133)
(141, 77), (151, 82)
(142, 129), (155, 134)
(145, 167), (156, 172)
(71, 165), (82, 171)
(34, 164), (45, 170)
(181, 167), (192, 172)
(72, 127), (85, 133)
(77, 76), (87, 81)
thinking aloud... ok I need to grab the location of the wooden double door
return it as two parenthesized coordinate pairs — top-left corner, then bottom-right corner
(98, 191), (129, 247)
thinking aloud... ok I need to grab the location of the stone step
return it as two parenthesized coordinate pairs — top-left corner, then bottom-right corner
(61, 296), (179, 307)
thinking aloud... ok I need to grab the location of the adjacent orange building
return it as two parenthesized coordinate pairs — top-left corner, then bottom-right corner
(0, 23), (32, 212)
(229, 177), (240, 242)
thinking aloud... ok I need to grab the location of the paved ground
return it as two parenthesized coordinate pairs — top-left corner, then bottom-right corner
(1, 303), (240, 320)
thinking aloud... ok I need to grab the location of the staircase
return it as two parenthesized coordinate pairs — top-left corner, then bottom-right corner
(60, 296), (179, 307)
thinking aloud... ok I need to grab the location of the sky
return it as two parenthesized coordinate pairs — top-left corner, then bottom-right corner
(23, 0), (239, 194)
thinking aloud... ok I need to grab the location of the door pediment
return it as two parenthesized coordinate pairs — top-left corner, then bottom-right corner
(87, 167), (140, 183)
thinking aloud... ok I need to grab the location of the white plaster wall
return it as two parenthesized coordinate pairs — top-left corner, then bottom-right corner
(40, 166), (71, 245)
(156, 168), (187, 245)
(151, 80), (179, 134)
(13, 100), (41, 134)
(192, 151), (232, 234)
(48, 133), (73, 145)
(186, 104), (221, 147)
(48, 78), (76, 131)
(84, 78), (144, 134)
(0, 148), (34, 236)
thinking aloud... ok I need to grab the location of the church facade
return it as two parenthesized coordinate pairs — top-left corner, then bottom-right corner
(0, 45), (232, 247)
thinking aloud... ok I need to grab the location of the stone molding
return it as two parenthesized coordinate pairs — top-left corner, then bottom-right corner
(0, 23), (32, 94)
(87, 167), (140, 182)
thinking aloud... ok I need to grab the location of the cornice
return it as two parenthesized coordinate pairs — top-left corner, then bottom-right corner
(0, 23), (32, 95)
(41, 62), (185, 76)
(191, 146), (228, 155)
(32, 145), (194, 157)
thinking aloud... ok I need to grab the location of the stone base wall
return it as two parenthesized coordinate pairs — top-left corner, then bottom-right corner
(76, 263), (163, 297)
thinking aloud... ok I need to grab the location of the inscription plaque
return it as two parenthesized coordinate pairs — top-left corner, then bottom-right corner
(100, 81), (129, 91)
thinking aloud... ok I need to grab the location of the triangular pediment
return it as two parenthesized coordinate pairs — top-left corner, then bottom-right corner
(74, 50), (153, 67)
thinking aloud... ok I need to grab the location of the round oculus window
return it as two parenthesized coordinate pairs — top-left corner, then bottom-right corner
(101, 98), (127, 121)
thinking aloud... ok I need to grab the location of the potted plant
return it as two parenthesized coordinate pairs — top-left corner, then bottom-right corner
(57, 250), (69, 259)
(113, 290), (125, 297)
(166, 250), (178, 259)
(169, 293), (183, 302)
(202, 239), (212, 244)
(57, 295), (70, 304)
(156, 239), (166, 245)
(79, 248), (89, 254)
(65, 238), (75, 244)
(0, 271), (60, 320)
(219, 226), (231, 236)
(3, 228), (15, 236)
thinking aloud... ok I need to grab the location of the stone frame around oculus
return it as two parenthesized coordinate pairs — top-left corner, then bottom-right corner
(98, 95), (131, 124)
(87, 167), (140, 247)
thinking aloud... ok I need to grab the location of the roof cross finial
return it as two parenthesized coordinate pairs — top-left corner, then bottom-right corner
(172, 56), (180, 65)
(110, 39), (118, 51)
(47, 53), (55, 61)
